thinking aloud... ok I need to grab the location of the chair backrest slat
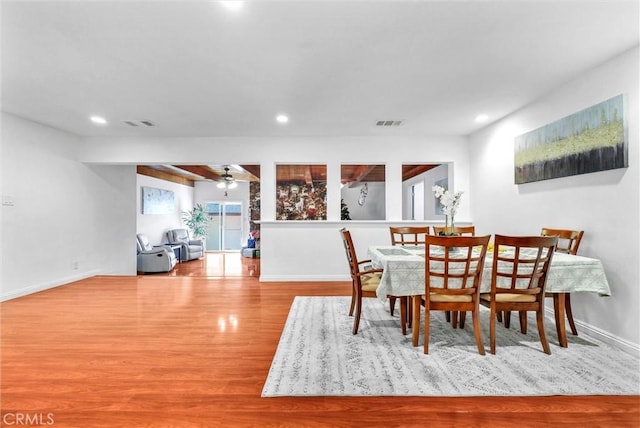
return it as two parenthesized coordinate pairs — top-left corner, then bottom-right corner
(390, 226), (431, 246)
(424, 234), (491, 294)
(340, 228), (359, 279)
(541, 228), (584, 255)
(491, 235), (558, 296)
(432, 225), (476, 236)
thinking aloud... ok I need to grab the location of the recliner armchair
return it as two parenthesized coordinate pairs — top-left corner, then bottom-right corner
(136, 234), (177, 273)
(166, 229), (204, 261)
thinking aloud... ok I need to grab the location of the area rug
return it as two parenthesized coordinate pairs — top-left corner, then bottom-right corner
(262, 296), (640, 397)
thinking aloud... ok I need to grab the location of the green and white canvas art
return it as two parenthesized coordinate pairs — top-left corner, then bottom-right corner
(514, 94), (627, 184)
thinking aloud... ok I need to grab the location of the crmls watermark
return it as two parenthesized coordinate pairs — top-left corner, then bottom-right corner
(1, 412), (55, 426)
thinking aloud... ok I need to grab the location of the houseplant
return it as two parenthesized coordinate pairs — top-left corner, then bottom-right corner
(181, 203), (210, 240)
(341, 198), (352, 220)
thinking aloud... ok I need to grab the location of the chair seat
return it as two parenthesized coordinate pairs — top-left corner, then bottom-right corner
(361, 273), (381, 292)
(480, 293), (537, 302)
(429, 293), (473, 303)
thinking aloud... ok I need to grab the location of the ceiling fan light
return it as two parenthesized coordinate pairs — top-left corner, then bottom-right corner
(216, 182), (226, 189)
(228, 181), (238, 189)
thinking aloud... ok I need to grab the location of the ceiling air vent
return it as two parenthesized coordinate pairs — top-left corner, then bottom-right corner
(123, 120), (156, 127)
(375, 120), (403, 127)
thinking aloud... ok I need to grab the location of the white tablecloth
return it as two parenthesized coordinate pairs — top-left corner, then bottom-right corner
(368, 245), (612, 301)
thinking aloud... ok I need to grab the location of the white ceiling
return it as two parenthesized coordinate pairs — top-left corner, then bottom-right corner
(2, 1), (638, 139)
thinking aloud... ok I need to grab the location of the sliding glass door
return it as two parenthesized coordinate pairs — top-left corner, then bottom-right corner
(205, 202), (243, 251)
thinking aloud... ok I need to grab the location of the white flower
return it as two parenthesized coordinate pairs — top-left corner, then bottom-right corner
(432, 185), (463, 217)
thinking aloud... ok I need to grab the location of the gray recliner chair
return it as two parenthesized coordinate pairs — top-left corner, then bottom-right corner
(136, 234), (177, 273)
(166, 229), (204, 261)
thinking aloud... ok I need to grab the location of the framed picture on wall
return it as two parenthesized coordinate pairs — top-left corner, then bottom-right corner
(514, 94), (627, 184)
(141, 187), (175, 215)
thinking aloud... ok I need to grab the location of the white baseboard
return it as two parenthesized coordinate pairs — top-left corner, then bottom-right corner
(572, 319), (640, 359)
(544, 307), (640, 358)
(1, 269), (102, 302)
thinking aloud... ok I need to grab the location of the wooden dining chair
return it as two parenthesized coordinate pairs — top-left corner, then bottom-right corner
(432, 225), (476, 236)
(541, 228), (584, 336)
(421, 234), (491, 355)
(389, 226), (432, 246)
(340, 228), (404, 334)
(340, 228), (381, 334)
(432, 224), (475, 327)
(480, 235), (558, 354)
(504, 229), (584, 332)
(388, 226), (431, 322)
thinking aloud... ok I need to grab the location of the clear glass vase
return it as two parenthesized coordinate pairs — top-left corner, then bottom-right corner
(445, 214), (455, 236)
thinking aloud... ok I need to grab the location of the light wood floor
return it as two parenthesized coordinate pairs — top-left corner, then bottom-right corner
(2, 253), (638, 427)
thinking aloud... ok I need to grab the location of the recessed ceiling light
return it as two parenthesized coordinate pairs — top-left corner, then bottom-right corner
(276, 114), (289, 124)
(475, 114), (489, 123)
(220, 1), (244, 11)
(90, 116), (107, 125)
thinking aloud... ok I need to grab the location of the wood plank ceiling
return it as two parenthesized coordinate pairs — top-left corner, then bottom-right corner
(137, 164), (438, 187)
(137, 165), (261, 187)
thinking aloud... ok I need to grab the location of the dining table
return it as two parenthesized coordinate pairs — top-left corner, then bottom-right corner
(367, 244), (612, 348)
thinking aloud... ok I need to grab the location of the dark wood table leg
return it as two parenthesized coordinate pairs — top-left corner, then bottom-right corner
(553, 293), (568, 347)
(399, 298), (407, 335)
(412, 295), (421, 347)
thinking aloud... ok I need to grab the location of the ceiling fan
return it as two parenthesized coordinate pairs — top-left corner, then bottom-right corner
(216, 166), (238, 190)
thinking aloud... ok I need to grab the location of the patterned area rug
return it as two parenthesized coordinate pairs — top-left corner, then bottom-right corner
(262, 296), (640, 396)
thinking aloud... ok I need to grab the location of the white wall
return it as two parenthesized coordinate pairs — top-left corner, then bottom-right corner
(79, 136), (471, 220)
(78, 135), (471, 280)
(136, 174), (194, 245)
(469, 47), (640, 349)
(1, 113), (136, 300)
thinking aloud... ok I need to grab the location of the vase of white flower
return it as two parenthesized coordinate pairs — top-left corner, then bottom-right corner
(445, 214), (455, 235)
(432, 185), (463, 236)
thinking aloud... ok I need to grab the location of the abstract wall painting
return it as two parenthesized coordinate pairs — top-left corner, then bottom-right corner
(514, 94), (627, 184)
(141, 187), (175, 215)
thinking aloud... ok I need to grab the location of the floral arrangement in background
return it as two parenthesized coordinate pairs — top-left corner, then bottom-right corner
(432, 185), (463, 235)
(432, 185), (463, 218)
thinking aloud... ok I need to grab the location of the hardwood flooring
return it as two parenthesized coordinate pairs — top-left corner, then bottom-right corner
(1, 253), (638, 427)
